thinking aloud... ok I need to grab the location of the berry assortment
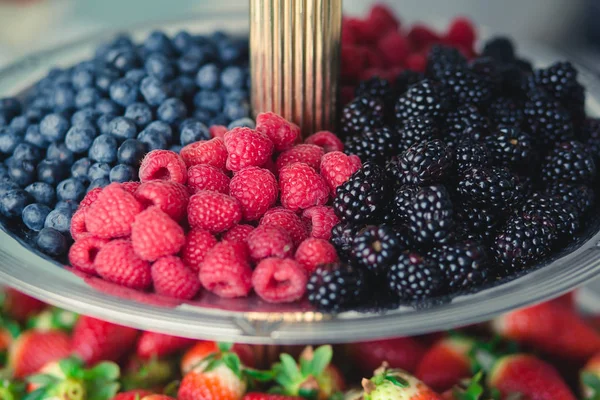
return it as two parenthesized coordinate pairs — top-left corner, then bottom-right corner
(0, 287), (599, 400)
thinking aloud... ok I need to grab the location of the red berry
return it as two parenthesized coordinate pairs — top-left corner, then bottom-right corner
(407, 24), (441, 50)
(131, 206), (185, 262)
(446, 17), (476, 49)
(340, 86), (356, 106)
(151, 256), (201, 300)
(320, 151), (362, 192)
(80, 187), (102, 208)
(95, 239), (152, 290)
(135, 180), (190, 222)
(68, 236), (109, 275)
(209, 125), (228, 139)
(342, 18), (364, 45)
(406, 53), (427, 73)
(187, 191), (242, 233)
(181, 228), (217, 272)
(224, 127), (274, 172)
(223, 224), (255, 243)
(120, 181), (141, 194)
(364, 49), (386, 70)
(70, 207), (88, 241)
(367, 4), (400, 36)
(252, 258), (307, 303)
(341, 45), (368, 81)
(139, 150), (187, 184)
(276, 144), (324, 173)
(294, 238), (338, 274)
(255, 112), (300, 152)
(304, 131), (344, 153)
(260, 208), (309, 246)
(187, 164), (231, 194)
(377, 31), (409, 66)
(246, 225), (294, 261)
(302, 205), (339, 240)
(229, 167), (278, 221)
(279, 163), (329, 211)
(180, 138), (227, 170)
(199, 241), (252, 298)
(85, 183), (144, 239)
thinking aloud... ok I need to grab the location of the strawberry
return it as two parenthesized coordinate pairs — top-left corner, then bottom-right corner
(122, 357), (177, 392)
(581, 351), (600, 399)
(416, 337), (474, 392)
(112, 389), (154, 400)
(1, 288), (46, 322)
(181, 342), (255, 374)
(492, 301), (600, 361)
(9, 329), (71, 378)
(347, 337), (428, 375)
(243, 394), (304, 400)
(488, 354), (575, 400)
(71, 316), (139, 365)
(141, 396), (176, 400)
(551, 291), (576, 310)
(136, 331), (195, 360)
(26, 307), (79, 332)
(439, 372), (489, 400)
(362, 364), (442, 400)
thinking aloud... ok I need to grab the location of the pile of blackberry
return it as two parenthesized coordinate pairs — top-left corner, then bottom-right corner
(308, 37), (599, 312)
(0, 31), (252, 257)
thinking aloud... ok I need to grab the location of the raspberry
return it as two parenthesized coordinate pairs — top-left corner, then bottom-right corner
(70, 207), (88, 240)
(246, 225), (294, 261)
(199, 241), (252, 298)
(223, 127), (274, 172)
(120, 181), (141, 194)
(180, 228), (217, 272)
(131, 206), (185, 261)
(187, 191), (242, 233)
(139, 150), (187, 184)
(256, 112), (300, 152)
(229, 167), (278, 221)
(85, 183), (144, 239)
(187, 164), (230, 194)
(209, 125), (228, 139)
(260, 208), (309, 246)
(405, 53), (427, 73)
(68, 236), (109, 274)
(445, 17), (476, 49)
(304, 130), (344, 153)
(180, 138), (227, 170)
(320, 151), (362, 192)
(134, 180), (190, 221)
(95, 239), (152, 290)
(279, 163), (330, 211)
(80, 187), (102, 208)
(275, 144), (324, 173)
(377, 31), (409, 67)
(151, 256), (201, 300)
(223, 224), (255, 243)
(407, 24), (440, 50)
(341, 45), (368, 81)
(252, 258), (307, 303)
(367, 4), (400, 36)
(302, 206), (339, 240)
(294, 238), (338, 274)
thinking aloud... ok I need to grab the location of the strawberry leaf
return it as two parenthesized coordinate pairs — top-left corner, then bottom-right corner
(83, 362), (120, 381)
(25, 374), (59, 386)
(87, 381), (120, 400)
(583, 372), (600, 399)
(298, 387), (318, 400)
(163, 380), (181, 397)
(300, 357), (312, 377)
(22, 387), (46, 400)
(245, 368), (276, 382)
(204, 358), (223, 373)
(58, 356), (84, 378)
(489, 388), (501, 400)
(217, 342), (233, 352)
(309, 345), (332, 377)
(223, 353), (242, 378)
(384, 375), (408, 388)
(280, 354), (302, 381)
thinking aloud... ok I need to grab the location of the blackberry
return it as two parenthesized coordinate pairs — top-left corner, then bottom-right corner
(394, 80), (449, 124)
(469, 56), (502, 93)
(533, 61), (584, 120)
(493, 215), (557, 271)
(482, 37), (516, 63)
(351, 225), (402, 274)
(355, 77), (394, 103)
(388, 185), (419, 224)
(395, 70), (425, 95)
(545, 182), (595, 215)
(455, 203), (502, 241)
(307, 262), (366, 313)
(436, 65), (493, 107)
(387, 252), (444, 301)
(582, 118), (600, 163)
(454, 140), (491, 175)
(391, 139), (454, 186)
(486, 97), (524, 128)
(330, 222), (362, 257)
(333, 163), (389, 224)
(521, 193), (580, 239)
(429, 241), (490, 292)
(344, 126), (400, 163)
(485, 127), (535, 170)
(407, 185), (455, 246)
(457, 167), (523, 211)
(443, 104), (490, 148)
(426, 45), (468, 81)
(340, 96), (384, 138)
(523, 88), (574, 148)
(541, 140), (597, 184)
(397, 116), (439, 152)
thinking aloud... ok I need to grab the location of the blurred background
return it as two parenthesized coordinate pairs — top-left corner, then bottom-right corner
(1, 0), (600, 68)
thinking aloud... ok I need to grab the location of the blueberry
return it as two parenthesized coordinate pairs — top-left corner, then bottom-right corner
(89, 134), (118, 163)
(22, 203), (52, 231)
(137, 129), (167, 151)
(193, 91), (222, 113)
(223, 100), (250, 121)
(111, 34), (135, 49)
(223, 89), (248, 103)
(0, 165), (9, 181)
(23, 107), (45, 123)
(65, 125), (97, 153)
(71, 158), (92, 181)
(0, 128), (23, 155)
(55, 200), (79, 213)
(39, 113), (69, 142)
(0, 189), (31, 218)
(173, 31), (193, 53)
(109, 164), (136, 182)
(196, 64), (220, 90)
(71, 67), (94, 90)
(157, 98), (187, 124)
(108, 116), (137, 141)
(47, 68), (71, 86)
(174, 76), (197, 98)
(9, 116), (30, 134)
(228, 117), (256, 130)
(96, 114), (114, 136)
(13, 143), (41, 162)
(56, 178), (86, 202)
(144, 31), (174, 55)
(125, 103), (153, 127)
(220, 66), (245, 90)
(177, 54), (202, 75)
(106, 48), (140, 72)
(23, 124), (48, 149)
(0, 97), (22, 119)
(109, 78), (139, 107)
(75, 87), (101, 109)
(125, 68), (147, 84)
(180, 118), (209, 145)
(140, 76), (171, 106)
(8, 160), (36, 186)
(25, 182), (56, 206)
(95, 68), (120, 93)
(44, 207), (73, 234)
(118, 139), (147, 165)
(88, 177), (110, 191)
(88, 162), (111, 181)
(95, 98), (122, 115)
(208, 114), (229, 127)
(186, 44), (216, 64)
(71, 108), (100, 126)
(218, 39), (246, 64)
(52, 84), (76, 111)
(144, 120), (173, 142)
(193, 109), (212, 124)
(0, 181), (19, 197)
(145, 53), (176, 82)
(37, 159), (68, 185)
(46, 143), (74, 165)
(169, 144), (182, 153)
(36, 228), (68, 256)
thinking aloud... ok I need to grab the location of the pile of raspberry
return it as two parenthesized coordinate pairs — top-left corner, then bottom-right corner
(67, 112), (361, 303)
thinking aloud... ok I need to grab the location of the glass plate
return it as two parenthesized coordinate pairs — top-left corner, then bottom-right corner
(1, 13), (600, 345)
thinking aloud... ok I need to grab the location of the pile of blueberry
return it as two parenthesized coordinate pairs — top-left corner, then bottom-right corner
(0, 30), (252, 257)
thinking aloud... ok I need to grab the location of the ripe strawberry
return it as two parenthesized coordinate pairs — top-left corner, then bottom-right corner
(488, 354), (575, 400)
(244, 393), (304, 400)
(8, 329), (71, 378)
(346, 337), (428, 376)
(1, 288), (46, 322)
(581, 351), (600, 399)
(136, 331), (195, 360)
(141, 396), (176, 400)
(362, 364), (442, 400)
(415, 337), (473, 392)
(180, 342), (255, 376)
(112, 390), (154, 400)
(71, 316), (139, 365)
(492, 301), (600, 361)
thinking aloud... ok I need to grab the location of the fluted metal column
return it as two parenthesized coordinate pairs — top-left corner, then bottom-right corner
(250, 0), (342, 136)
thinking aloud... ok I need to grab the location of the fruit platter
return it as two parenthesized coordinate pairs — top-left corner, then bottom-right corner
(1, 4), (600, 342)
